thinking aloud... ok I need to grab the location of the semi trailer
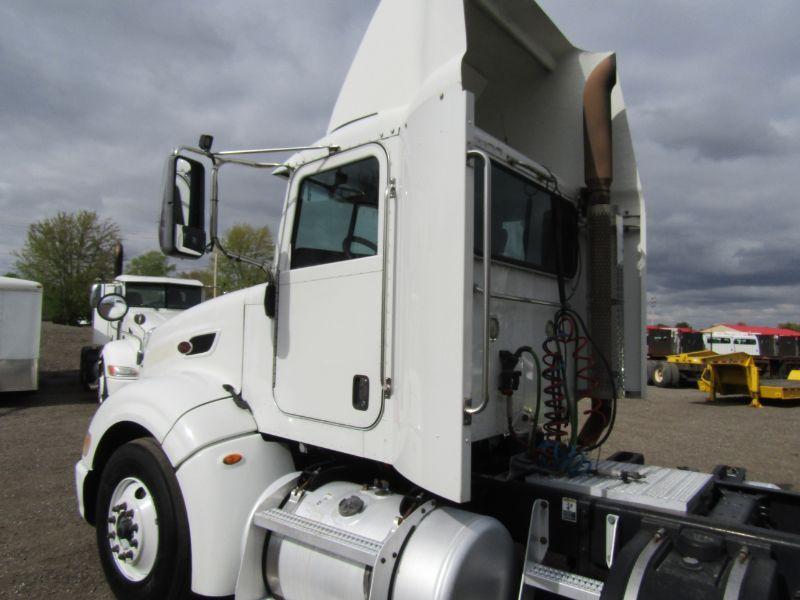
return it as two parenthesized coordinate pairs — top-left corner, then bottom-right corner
(0, 276), (42, 392)
(75, 1), (800, 599)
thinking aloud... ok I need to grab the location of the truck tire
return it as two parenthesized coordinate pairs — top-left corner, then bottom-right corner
(646, 360), (657, 385)
(97, 359), (108, 403)
(80, 346), (100, 392)
(667, 363), (681, 387)
(653, 361), (673, 388)
(95, 438), (191, 600)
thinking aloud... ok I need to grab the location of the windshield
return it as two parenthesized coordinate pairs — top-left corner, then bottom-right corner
(125, 284), (203, 310)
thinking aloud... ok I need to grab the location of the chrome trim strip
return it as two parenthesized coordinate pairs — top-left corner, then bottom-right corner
(473, 286), (561, 308)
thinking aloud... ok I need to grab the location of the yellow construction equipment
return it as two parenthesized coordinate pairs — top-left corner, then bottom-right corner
(651, 350), (718, 387)
(697, 352), (800, 407)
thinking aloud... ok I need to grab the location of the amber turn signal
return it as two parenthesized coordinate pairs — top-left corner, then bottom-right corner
(222, 453), (243, 465)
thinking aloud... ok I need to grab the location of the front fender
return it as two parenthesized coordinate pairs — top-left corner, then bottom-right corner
(83, 372), (232, 469)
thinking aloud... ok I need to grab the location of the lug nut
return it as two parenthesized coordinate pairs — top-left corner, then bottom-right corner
(111, 545), (119, 554)
(124, 510), (134, 519)
(129, 540), (138, 548)
(131, 524), (138, 533)
(112, 503), (127, 512)
(119, 550), (134, 561)
(108, 532), (116, 540)
(107, 516), (116, 524)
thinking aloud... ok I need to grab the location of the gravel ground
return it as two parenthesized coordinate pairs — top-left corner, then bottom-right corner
(0, 323), (110, 599)
(0, 323), (798, 599)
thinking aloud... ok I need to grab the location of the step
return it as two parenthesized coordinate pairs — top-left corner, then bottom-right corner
(253, 507), (382, 566)
(523, 563), (604, 600)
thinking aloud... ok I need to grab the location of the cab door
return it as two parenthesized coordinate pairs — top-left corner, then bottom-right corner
(274, 145), (387, 428)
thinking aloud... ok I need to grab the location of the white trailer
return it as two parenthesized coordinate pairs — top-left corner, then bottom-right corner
(74, 1), (800, 599)
(0, 276), (42, 392)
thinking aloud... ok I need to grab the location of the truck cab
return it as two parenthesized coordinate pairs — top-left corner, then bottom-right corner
(80, 275), (204, 395)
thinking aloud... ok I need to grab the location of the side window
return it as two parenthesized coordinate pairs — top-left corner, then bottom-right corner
(474, 161), (579, 276)
(291, 157), (380, 269)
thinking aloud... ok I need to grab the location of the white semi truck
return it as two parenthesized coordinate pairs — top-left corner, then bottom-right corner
(75, 1), (800, 599)
(80, 274), (204, 399)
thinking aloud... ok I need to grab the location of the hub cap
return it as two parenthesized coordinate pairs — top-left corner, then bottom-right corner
(106, 477), (159, 581)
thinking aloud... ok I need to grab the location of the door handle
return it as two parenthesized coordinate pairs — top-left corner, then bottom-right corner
(352, 375), (369, 411)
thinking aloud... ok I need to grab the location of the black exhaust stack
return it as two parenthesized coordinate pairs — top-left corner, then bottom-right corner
(114, 243), (124, 278)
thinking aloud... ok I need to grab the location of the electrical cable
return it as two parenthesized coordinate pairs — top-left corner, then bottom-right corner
(554, 306), (618, 453)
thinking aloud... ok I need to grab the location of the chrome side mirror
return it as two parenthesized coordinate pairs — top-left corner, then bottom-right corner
(89, 283), (103, 309)
(97, 293), (129, 322)
(159, 155), (207, 258)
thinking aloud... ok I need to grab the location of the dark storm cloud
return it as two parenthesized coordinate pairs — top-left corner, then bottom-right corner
(0, 0), (376, 273)
(3, 1), (800, 328)
(540, 0), (800, 327)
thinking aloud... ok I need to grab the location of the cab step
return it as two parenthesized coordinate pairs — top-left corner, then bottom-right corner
(253, 507), (382, 565)
(522, 563), (604, 600)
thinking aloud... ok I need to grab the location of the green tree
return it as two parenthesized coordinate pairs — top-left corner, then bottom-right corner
(181, 268), (213, 293)
(126, 251), (176, 277)
(675, 321), (692, 329)
(13, 210), (120, 323)
(779, 322), (800, 332)
(214, 223), (274, 294)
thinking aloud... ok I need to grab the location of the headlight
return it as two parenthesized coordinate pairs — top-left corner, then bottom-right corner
(107, 365), (139, 378)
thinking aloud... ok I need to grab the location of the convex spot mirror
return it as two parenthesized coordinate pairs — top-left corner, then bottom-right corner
(159, 155), (207, 258)
(97, 293), (129, 322)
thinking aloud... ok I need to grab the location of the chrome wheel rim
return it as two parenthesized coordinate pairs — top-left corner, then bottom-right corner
(106, 477), (159, 581)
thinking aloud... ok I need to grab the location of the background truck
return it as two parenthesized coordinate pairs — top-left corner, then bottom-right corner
(79, 274), (204, 397)
(648, 325), (800, 387)
(0, 276), (42, 392)
(74, 1), (800, 599)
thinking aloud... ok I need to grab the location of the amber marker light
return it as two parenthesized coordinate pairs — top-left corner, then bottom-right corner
(222, 453), (243, 465)
(82, 433), (92, 457)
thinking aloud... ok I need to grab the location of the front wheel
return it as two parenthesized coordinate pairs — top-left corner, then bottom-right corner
(95, 438), (191, 600)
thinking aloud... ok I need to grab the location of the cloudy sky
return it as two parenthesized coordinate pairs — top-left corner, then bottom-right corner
(2, 1), (799, 329)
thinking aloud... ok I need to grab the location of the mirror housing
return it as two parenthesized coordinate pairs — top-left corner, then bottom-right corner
(159, 155), (207, 258)
(97, 293), (129, 322)
(89, 283), (103, 309)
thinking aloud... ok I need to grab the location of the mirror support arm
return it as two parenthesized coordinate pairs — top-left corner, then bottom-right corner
(210, 161), (220, 246)
(171, 138), (329, 282)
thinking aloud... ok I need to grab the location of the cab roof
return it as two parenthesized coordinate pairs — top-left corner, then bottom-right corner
(115, 275), (203, 287)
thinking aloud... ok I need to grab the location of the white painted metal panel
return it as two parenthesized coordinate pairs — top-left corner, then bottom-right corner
(392, 85), (472, 501)
(274, 145), (387, 429)
(0, 276), (42, 391)
(176, 434), (294, 597)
